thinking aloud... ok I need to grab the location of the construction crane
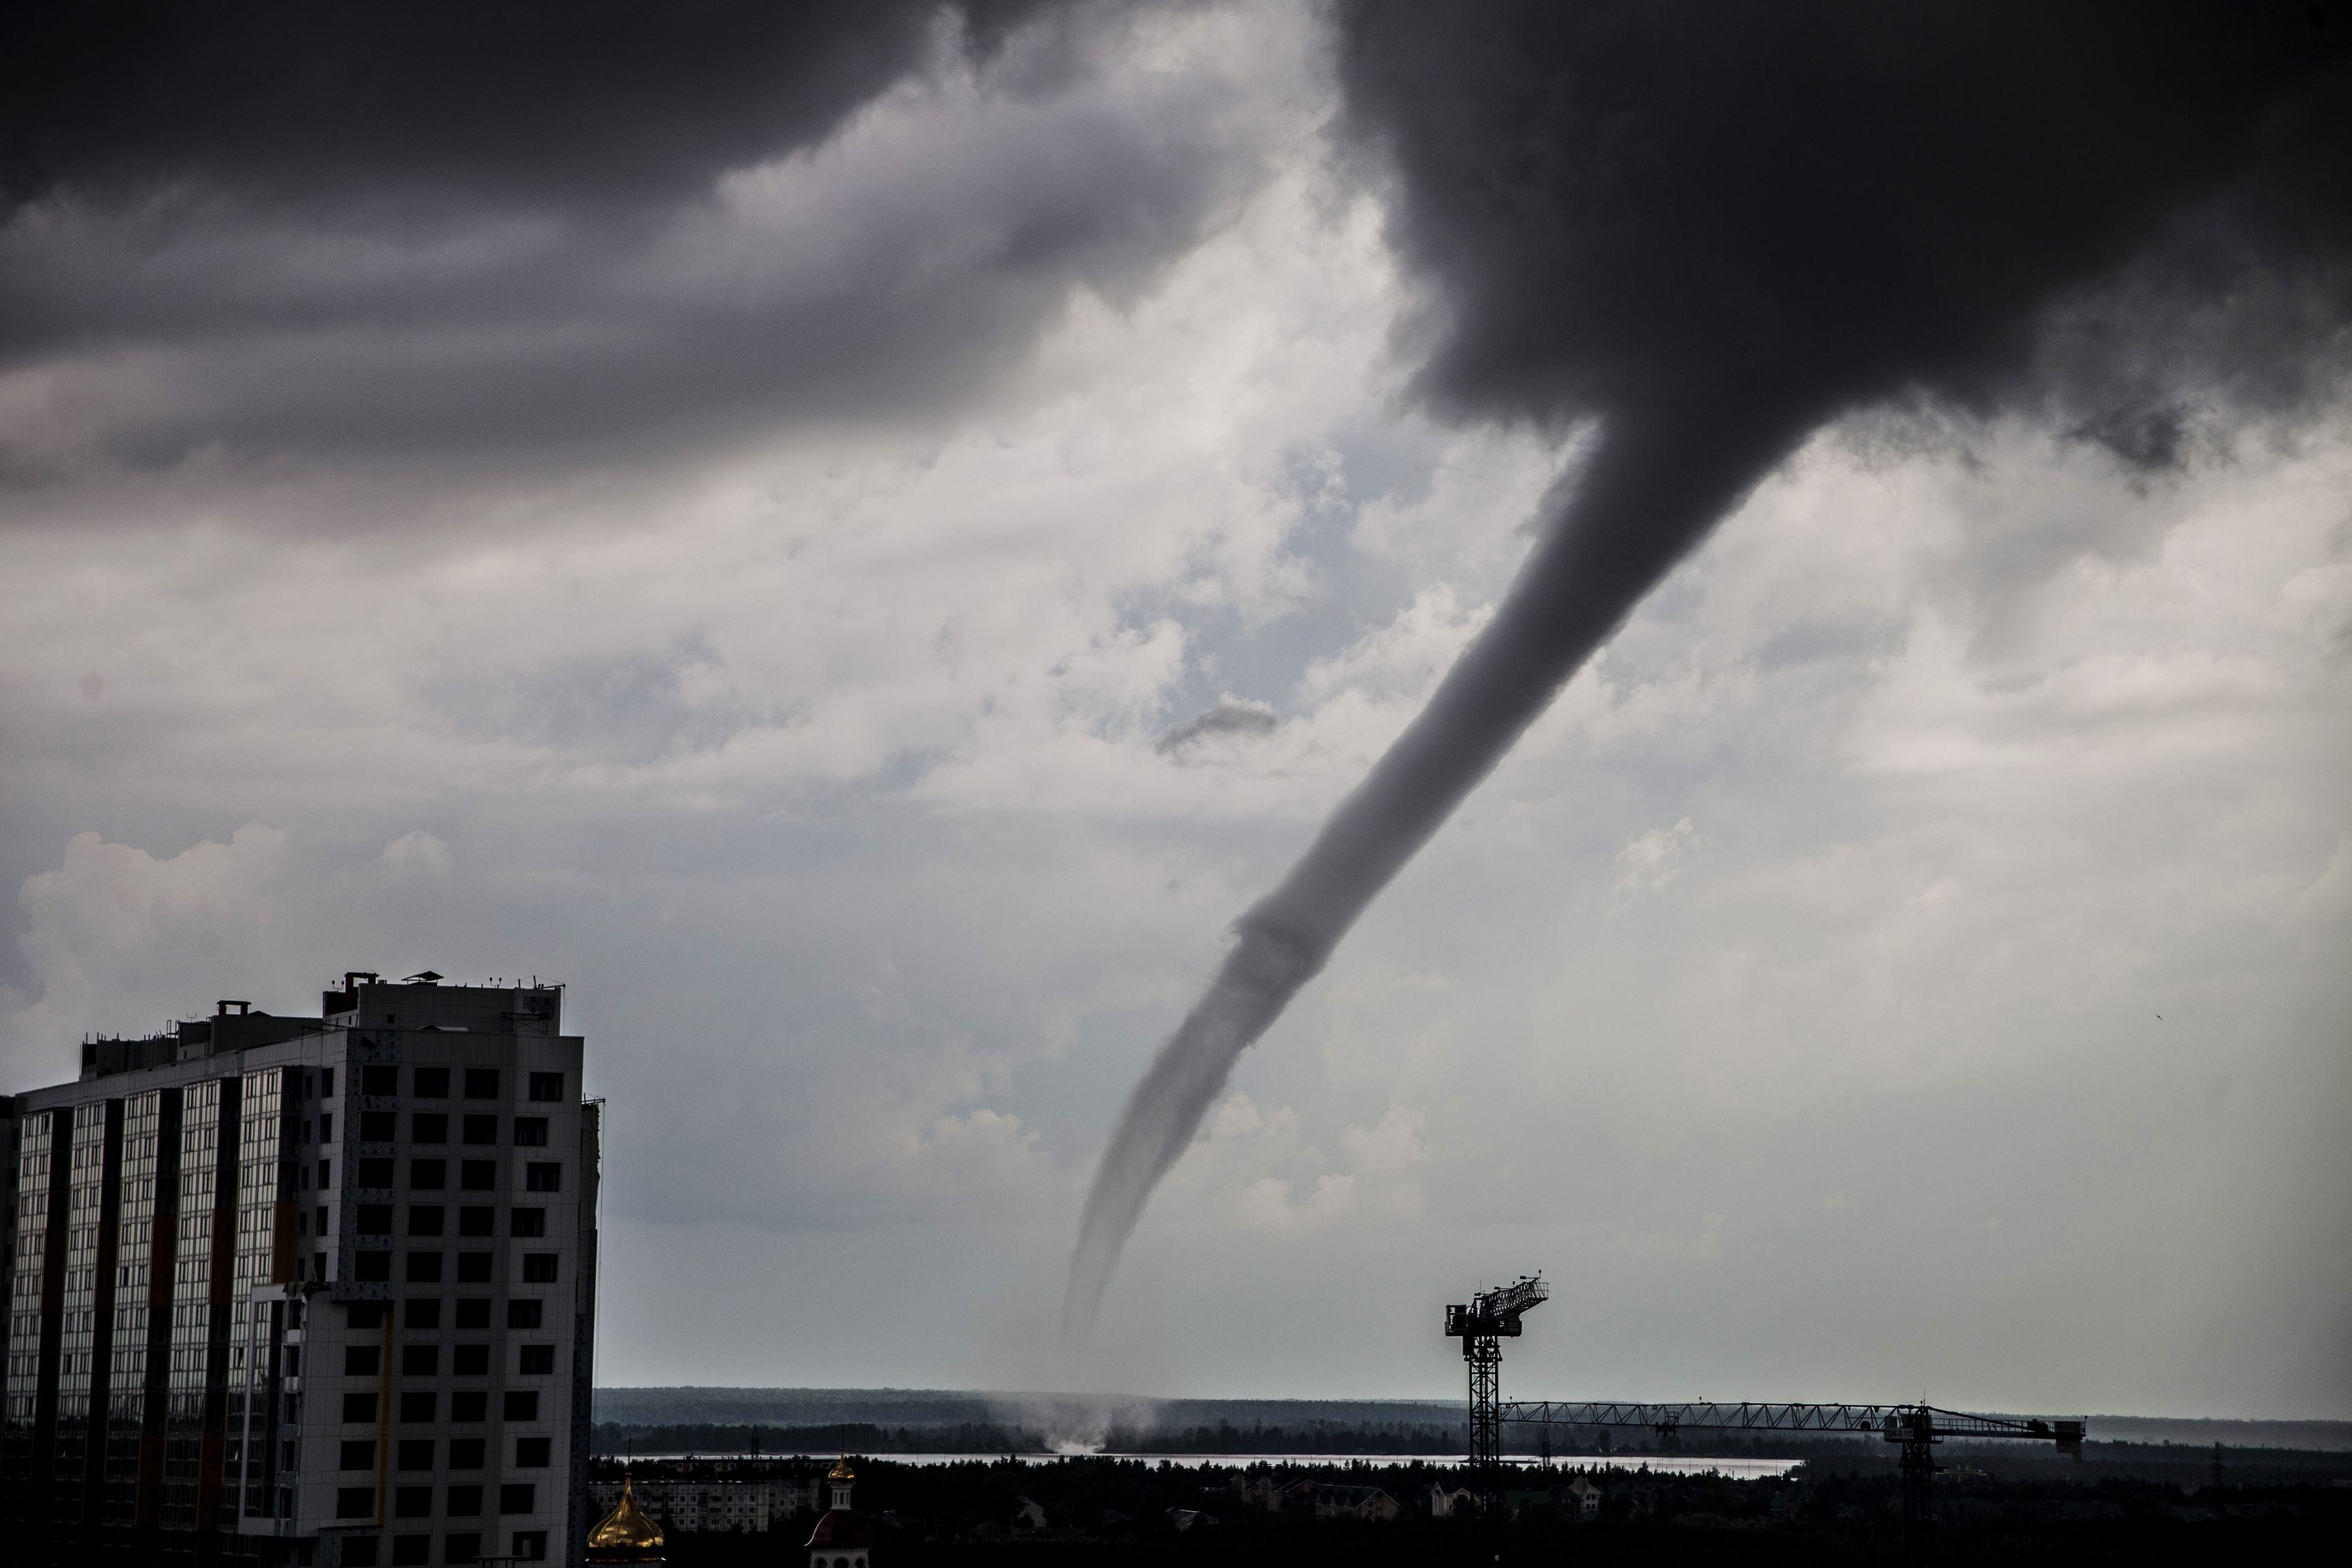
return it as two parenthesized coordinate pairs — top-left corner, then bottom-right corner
(1443, 1274), (1549, 1513)
(1502, 1398), (2086, 1558)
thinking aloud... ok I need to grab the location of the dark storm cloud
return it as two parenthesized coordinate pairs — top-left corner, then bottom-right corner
(1342, 0), (2351, 447)
(1065, 0), (2352, 1342)
(1155, 698), (1278, 754)
(0, 1), (1258, 483)
(1, 1), (1042, 207)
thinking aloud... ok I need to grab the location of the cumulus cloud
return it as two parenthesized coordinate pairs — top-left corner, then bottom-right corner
(1613, 818), (1702, 904)
(378, 830), (453, 880)
(1, 824), (294, 1080)
(1184, 1093), (1426, 1236)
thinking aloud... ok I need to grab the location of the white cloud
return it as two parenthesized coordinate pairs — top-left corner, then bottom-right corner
(1198, 1096), (1428, 1235)
(1, 825), (295, 1083)
(379, 830), (454, 880)
(1612, 818), (1702, 904)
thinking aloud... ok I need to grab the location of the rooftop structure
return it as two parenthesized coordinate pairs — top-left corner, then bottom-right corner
(806, 1456), (869, 1568)
(585, 1475), (663, 1563)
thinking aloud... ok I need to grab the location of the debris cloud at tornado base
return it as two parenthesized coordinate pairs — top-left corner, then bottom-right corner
(1064, 1), (2352, 1349)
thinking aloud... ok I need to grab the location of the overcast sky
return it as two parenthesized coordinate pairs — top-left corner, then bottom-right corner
(3, 1), (2348, 1420)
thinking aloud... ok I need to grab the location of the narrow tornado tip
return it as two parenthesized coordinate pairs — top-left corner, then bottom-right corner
(1059, 916), (1333, 1355)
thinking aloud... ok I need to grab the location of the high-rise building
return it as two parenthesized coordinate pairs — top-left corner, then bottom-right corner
(1, 974), (600, 1568)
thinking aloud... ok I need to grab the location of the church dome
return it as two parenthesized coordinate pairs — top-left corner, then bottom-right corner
(588, 1475), (666, 1563)
(828, 1456), (856, 1482)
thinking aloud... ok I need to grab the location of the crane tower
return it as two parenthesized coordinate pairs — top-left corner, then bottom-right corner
(1443, 1273), (1549, 1511)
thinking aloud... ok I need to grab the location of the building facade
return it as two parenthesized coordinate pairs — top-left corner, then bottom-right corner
(585, 1458), (819, 1535)
(1, 976), (600, 1568)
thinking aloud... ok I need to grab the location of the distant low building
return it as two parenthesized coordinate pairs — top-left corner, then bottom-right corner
(1231, 1475), (1400, 1521)
(1231, 1474), (1306, 1511)
(1428, 1483), (1475, 1518)
(1310, 1483), (1399, 1521)
(586, 1457), (819, 1533)
(1567, 1476), (1603, 1520)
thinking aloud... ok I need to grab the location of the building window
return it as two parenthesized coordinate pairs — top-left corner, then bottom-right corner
(517, 1344), (555, 1375)
(464, 1069), (500, 1099)
(360, 1111), (398, 1141)
(343, 1392), (379, 1423)
(397, 1438), (436, 1471)
(512, 1117), (549, 1147)
(459, 1205), (496, 1237)
(345, 1346), (381, 1377)
(345, 1539), (381, 1567)
(524, 1163), (560, 1192)
(456, 1252), (493, 1283)
(321, 1068), (335, 1096)
(357, 1158), (396, 1188)
(414, 1068), (451, 1098)
(527, 1072), (563, 1102)
(410, 1159), (447, 1190)
(511, 1208), (546, 1237)
(448, 1438), (486, 1468)
(499, 1483), (536, 1515)
(412, 1113), (449, 1144)
(460, 1161), (496, 1191)
(451, 1391), (489, 1423)
(393, 1535), (431, 1566)
(402, 1344), (438, 1376)
(522, 1254), (558, 1283)
(444, 1531), (482, 1563)
(362, 1066), (399, 1096)
(405, 1252), (443, 1284)
(319, 1156), (333, 1186)
(399, 1391), (437, 1423)
(515, 1436), (552, 1467)
(406, 1298), (442, 1330)
(320, 1113), (334, 1142)
(395, 1486), (434, 1519)
(462, 1115), (499, 1145)
(447, 1484), (484, 1515)
(502, 1391), (539, 1421)
(355, 1250), (393, 1282)
(340, 1440), (376, 1471)
(507, 1299), (543, 1330)
(359, 1204), (395, 1233)
(454, 1299), (492, 1329)
(453, 1344), (491, 1376)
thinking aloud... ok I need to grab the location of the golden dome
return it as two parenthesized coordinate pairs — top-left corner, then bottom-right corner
(588, 1475), (665, 1558)
(828, 1456), (857, 1483)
